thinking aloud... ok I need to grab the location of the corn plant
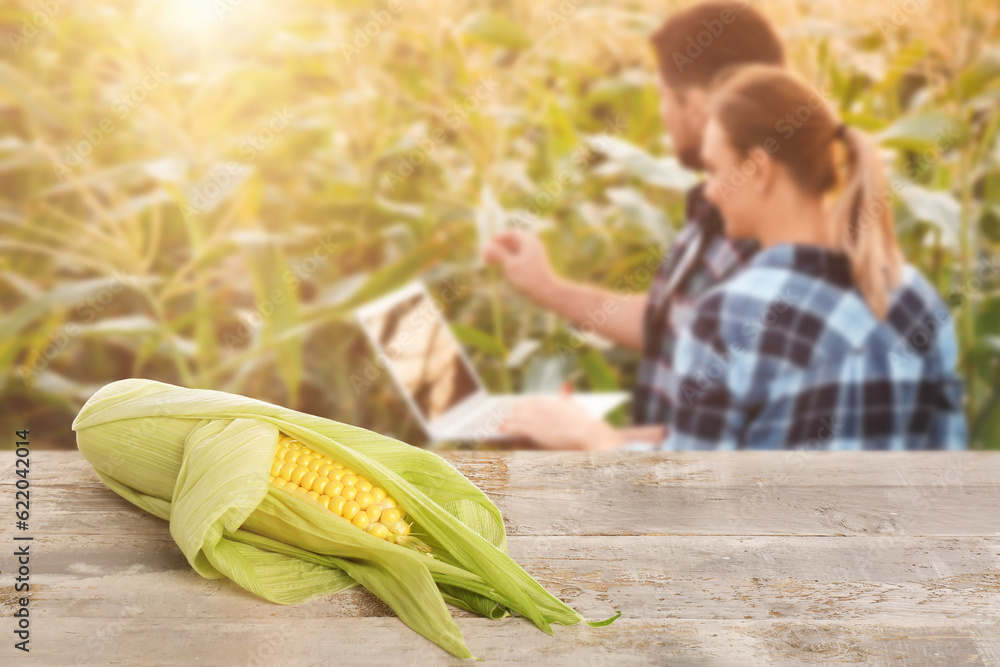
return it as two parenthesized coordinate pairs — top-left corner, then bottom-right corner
(0, 0), (997, 447)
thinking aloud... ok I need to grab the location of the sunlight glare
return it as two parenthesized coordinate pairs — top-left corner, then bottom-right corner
(155, 0), (227, 38)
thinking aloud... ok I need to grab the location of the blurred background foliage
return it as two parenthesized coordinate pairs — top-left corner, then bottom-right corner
(1, 0), (998, 448)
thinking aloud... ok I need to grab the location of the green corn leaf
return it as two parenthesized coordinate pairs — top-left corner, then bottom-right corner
(579, 349), (620, 391)
(451, 321), (506, 357)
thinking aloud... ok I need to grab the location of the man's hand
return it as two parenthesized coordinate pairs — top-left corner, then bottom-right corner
(499, 396), (626, 451)
(483, 230), (557, 302)
(484, 229), (648, 351)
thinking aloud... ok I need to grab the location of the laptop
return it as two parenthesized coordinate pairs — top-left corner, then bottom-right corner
(355, 281), (630, 442)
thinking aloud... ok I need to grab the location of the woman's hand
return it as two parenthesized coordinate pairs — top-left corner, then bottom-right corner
(499, 396), (626, 451)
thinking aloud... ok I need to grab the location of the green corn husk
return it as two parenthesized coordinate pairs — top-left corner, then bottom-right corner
(72, 379), (619, 659)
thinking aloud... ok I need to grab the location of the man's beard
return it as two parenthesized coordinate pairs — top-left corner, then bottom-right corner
(676, 142), (703, 171)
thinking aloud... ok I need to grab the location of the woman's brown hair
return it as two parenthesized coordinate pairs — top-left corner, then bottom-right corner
(708, 65), (903, 319)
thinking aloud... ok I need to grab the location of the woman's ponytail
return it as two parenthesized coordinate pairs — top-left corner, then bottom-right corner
(829, 126), (903, 320)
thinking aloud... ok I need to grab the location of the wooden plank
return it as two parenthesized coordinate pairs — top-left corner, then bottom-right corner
(5, 617), (999, 666)
(3, 535), (998, 623)
(4, 452), (998, 537)
(10, 450), (1000, 487)
(451, 450), (1000, 487)
(14, 482), (999, 538)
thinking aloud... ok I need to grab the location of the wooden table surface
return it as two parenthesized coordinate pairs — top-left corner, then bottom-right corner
(2, 450), (1000, 666)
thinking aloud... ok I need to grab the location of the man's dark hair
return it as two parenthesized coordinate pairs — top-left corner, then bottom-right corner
(650, 2), (784, 90)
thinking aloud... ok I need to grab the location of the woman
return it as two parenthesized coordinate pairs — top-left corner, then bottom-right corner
(665, 65), (967, 449)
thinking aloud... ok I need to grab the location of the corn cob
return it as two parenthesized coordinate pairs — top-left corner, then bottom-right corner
(73, 379), (619, 660)
(268, 435), (412, 544)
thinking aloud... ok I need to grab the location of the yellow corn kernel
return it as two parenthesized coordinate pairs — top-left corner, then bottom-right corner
(343, 500), (360, 521)
(379, 498), (397, 510)
(306, 490), (320, 500)
(324, 482), (344, 498)
(300, 471), (319, 490)
(342, 486), (358, 502)
(328, 495), (347, 516)
(318, 494), (332, 509)
(389, 520), (410, 537)
(356, 492), (374, 510)
(341, 473), (359, 487)
(356, 478), (373, 493)
(290, 466), (310, 485)
(311, 476), (330, 495)
(371, 487), (387, 503)
(269, 460), (283, 477)
(380, 508), (401, 526)
(366, 505), (381, 522)
(352, 512), (371, 530)
(366, 523), (390, 540)
(278, 463), (296, 482)
(307, 458), (325, 472)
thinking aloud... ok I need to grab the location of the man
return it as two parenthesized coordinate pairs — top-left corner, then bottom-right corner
(483, 1), (785, 450)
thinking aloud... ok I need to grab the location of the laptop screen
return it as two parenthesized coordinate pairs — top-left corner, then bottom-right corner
(361, 291), (479, 422)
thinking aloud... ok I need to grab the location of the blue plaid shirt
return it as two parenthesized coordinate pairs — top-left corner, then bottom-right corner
(632, 184), (758, 425)
(662, 244), (967, 450)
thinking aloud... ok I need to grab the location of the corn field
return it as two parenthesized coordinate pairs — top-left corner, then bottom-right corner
(1, 0), (998, 448)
